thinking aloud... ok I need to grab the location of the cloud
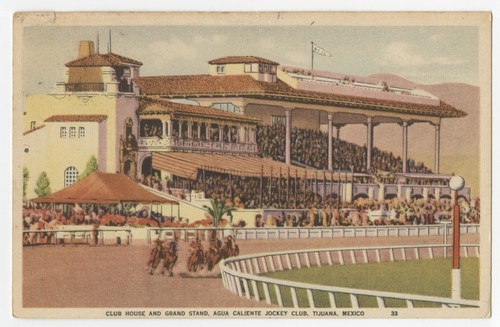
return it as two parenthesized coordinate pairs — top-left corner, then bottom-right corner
(282, 50), (309, 67)
(379, 42), (425, 66)
(378, 41), (468, 67)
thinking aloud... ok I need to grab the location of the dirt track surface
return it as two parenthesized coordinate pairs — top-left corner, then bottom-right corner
(22, 234), (479, 308)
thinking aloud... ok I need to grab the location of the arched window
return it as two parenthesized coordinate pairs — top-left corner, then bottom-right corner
(64, 166), (79, 187)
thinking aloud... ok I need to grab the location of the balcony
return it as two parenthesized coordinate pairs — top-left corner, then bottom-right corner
(65, 83), (105, 92)
(138, 136), (258, 155)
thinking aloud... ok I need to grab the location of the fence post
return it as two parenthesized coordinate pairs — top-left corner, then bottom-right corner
(242, 278), (251, 300)
(350, 294), (359, 308)
(376, 296), (385, 308)
(275, 284), (284, 307)
(315, 252), (321, 267)
(294, 253), (302, 269)
(261, 257), (268, 273)
(285, 254), (292, 270)
(328, 292), (337, 308)
(291, 287), (299, 308)
(251, 280), (260, 302)
(304, 253), (311, 268)
(262, 282), (272, 305)
(253, 258), (261, 274)
(307, 289), (315, 308)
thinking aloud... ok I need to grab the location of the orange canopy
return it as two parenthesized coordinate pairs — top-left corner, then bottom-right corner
(32, 172), (176, 204)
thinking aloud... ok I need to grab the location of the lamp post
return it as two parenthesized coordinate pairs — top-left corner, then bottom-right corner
(448, 174), (465, 300)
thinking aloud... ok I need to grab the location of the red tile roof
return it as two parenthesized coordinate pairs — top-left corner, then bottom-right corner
(65, 52), (143, 67)
(139, 97), (262, 124)
(23, 125), (45, 136)
(134, 75), (466, 118)
(208, 56), (279, 65)
(44, 115), (108, 123)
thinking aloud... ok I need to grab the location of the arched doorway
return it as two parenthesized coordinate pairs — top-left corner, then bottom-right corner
(141, 156), (152, 179)
(124, 160), (133, 177)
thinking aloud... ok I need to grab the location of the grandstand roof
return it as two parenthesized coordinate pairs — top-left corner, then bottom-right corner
(138, 97), (262, 124)
(208, 56), (279, 65)
(152, 152), (345, 179)
(134, 74), (466, 118)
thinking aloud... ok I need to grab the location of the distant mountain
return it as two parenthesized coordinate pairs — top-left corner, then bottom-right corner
(367, 73), (481, 196)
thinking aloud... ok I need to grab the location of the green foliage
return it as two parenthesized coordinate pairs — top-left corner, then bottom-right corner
(23, 166), (30, 201)
(34, 171), (51, 197)
(202, 198), (234, 227)
(78, 155), (98, 180)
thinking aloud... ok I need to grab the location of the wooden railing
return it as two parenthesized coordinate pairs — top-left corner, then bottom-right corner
(219, 244), (480, 308)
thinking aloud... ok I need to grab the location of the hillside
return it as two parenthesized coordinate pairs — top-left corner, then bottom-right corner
(363, 73), (481, 196)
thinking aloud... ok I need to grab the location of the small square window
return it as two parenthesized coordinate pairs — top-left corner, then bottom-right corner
(30, 121), (36, 130)
(216, 65), (225, 74)
(79, 127), (85, 138)
(60, 127), (67, 138)
(69, 127), (76, 138)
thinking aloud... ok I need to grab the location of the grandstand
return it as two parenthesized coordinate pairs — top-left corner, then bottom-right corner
(132, 55), (470, 209)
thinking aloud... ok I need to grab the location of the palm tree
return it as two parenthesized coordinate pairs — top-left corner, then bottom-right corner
(203, 198), (234, 240)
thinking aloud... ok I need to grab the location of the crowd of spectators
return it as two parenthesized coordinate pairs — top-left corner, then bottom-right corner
(256, 123), (432, 174)
(255, 196), (480, 228)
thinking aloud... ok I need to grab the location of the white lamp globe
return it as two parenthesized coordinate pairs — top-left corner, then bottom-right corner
(449, 175), (465, 192)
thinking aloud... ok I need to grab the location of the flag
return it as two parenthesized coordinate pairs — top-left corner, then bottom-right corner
(312, 42), (332, 57)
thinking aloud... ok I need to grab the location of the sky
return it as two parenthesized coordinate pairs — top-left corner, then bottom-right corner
(21, 24), (479, 96)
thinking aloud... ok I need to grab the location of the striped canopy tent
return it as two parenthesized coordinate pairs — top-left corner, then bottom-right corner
(32, 172), (176, 204)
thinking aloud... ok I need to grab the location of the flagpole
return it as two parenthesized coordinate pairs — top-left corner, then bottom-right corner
(311, 41), (314, 72)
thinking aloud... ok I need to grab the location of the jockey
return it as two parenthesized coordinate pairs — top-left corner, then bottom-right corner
(145, 237), (164, 270)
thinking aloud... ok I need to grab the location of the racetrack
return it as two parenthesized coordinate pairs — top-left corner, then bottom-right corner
(22, 234), (479, 308)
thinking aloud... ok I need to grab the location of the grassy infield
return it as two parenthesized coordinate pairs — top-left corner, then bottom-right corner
(254, 258), (479, 308)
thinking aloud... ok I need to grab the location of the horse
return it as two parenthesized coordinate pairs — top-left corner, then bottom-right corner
(162, 241), (178, 277)
(187, 242), (205, 273)
(147, 240), (165, 275)
(204, 238), (222, 272)
(221, 235), (239, 259)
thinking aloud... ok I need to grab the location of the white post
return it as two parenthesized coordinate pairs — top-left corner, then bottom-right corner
(402, 121), (409, 173)
(285, 109), (292, 165)
(434, 124), (441, 173)
(328, 113), (333, 171)
(452, 269), (462, 300)
(366, 117), (373, 171)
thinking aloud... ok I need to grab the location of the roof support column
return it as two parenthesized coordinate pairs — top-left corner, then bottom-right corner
(219, 124), (224, 142)
(366, 117), (374, 172)
(168, 120), (173, 138)
(187, 121), (192, 139)
(327, 113), (334, 171)
(434, 123), (441, 174)
(162, 120), (168, 137)
(285, 108), (292, 165)
(402, 121), (409, 173)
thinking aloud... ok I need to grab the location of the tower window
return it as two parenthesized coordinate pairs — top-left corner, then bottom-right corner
(30, 121), (36, 130)
(216, 65), (225, 74)
(60, 127), (67, 138)
(69, 127), (76, 138)
(79, 127), (86, 138)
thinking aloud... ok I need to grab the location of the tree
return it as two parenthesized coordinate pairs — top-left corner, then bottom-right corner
(203, 198), (234, 229)
(78, 155), (98, 180)
(34, 171), (51, 197)
(23, 166), (30, 201)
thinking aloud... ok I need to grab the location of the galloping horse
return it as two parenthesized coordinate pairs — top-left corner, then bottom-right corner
(187, 241), (205, 273)
(163, 240), (178, 277)
(204, 238), (223, 272)
(147, 239), (165, 275)
(221, 235), (239, 259)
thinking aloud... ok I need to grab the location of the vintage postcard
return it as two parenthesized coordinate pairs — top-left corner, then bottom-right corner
(12, 12), (491, 319)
